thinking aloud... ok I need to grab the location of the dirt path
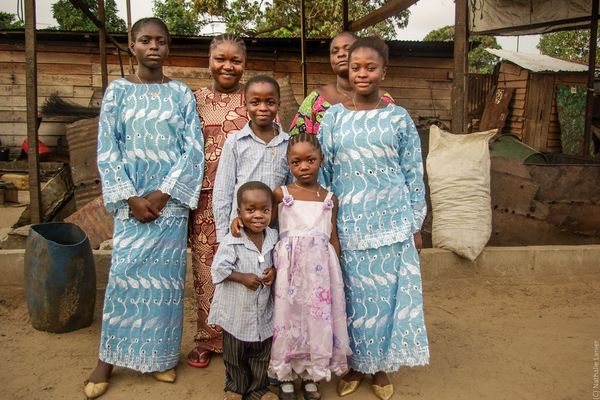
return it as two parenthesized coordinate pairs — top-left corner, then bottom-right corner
(1, 275), (598, 400)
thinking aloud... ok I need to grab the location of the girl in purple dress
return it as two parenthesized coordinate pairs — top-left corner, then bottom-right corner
(269, 133), (351, 400)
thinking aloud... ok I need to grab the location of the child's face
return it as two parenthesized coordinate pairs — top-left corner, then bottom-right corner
(131, 22), (169, 69)
(237, 189), (273, 234)
(288, 141), (323, 186)
(245, 82), (280, 129)
(349, 47), (386, 97)
(209, 41), (245, 91)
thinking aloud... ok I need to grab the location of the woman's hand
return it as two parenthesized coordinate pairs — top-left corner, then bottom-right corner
(127, 196), (160, 223)
(413, 231), (423, 254)
(144, 190), (170, 212)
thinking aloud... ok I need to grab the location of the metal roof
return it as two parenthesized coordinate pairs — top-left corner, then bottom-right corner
(486, 48), (589, 73)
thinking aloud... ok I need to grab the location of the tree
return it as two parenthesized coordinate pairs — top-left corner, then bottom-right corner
(538, 27), (600, 65)
(0, 12), (24, 29)
(191, 0), (410, 39)
(423, 25), (501, 73)
(154, 0), (203, 36)
(51, 0), (126, 33)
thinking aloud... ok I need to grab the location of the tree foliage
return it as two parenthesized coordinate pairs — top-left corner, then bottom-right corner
(51, 0), (126, 32)
(538, 27), (600, 65)
(423, 25), (501, 73)
(0, 12), (24, 29)
(153, 0), (203, 36)
(190, 0), (410, 39)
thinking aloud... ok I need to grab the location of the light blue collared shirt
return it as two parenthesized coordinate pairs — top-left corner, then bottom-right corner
(212, 121), (292, 241)
(207, 227), (278, 342)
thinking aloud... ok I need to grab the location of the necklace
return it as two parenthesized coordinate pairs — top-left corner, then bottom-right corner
(352, 93), (382, 111)
(294, 182), (321, 197)
(136, 72), (164, 99)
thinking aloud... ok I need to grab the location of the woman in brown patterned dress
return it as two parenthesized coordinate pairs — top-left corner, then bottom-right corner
(188, 34), (249, 368)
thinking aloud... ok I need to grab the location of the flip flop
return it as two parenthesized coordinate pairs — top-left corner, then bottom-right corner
(186, 348), (212, 368)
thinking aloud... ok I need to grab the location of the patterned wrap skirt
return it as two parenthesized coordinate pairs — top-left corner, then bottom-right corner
(99, 215), (188, 373)
(341, 238), (430, 373)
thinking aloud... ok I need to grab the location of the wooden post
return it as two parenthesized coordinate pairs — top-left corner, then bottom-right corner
(25, 0), (42, 224)
(342, 0), (349, 31)
(452, 0), (468, 133)
(126, 0), (134, 74)
(98, 0), (108, 91)
(583, 0), (598, 156)
(300, 0), (308, 98)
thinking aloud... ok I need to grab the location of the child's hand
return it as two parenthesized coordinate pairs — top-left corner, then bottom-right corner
(145, 190), (170, 212)
(230, 216), (244, 237)
(262, 267), (276, 286)
(128, 196), (160, 223)
(238, 273), (263, 291)
(413, 231), (423, 254)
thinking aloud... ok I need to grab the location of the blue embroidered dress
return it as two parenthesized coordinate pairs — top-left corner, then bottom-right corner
(97, 78), (204, 372)
(319, 103), (429, 373)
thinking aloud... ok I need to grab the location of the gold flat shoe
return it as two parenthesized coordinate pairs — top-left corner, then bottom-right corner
(152, 368), (176, 383)
(83, 380), (109, 399)
(337, 378), (361, 397)
(371, 383), (394, 400)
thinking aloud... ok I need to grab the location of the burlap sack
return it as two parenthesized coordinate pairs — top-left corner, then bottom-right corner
(426, 125), (496, 261)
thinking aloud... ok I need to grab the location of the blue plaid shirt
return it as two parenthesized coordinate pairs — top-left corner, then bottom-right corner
(212, 121), (292, 242)
(207, 227), (278, 342)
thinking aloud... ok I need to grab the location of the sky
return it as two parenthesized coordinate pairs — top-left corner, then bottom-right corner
(1, 0), (541, 53)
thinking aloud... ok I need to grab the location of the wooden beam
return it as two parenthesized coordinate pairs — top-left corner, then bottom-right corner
(342, 0), (349, 31)
(300, 0), (307, 98)
(126, 0), (134, 74)
(452, 0), (468, 133)
(348, 0), (418, 32)
(67, 0), (129, 53)
(583, 0), (598, 156)
(98, 0), (108, 91)
(25, 0), (42, 224)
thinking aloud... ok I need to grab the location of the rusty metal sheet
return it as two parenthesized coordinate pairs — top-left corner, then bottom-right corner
(489, 211), (600, 246)
(65, 195), (113, 250)
(490, 170), (548, 219)
(65, 117), (100, 209)
(526, 164), (600, 202)
(15, 166), (74, 227)
(545, 203), (600, 236)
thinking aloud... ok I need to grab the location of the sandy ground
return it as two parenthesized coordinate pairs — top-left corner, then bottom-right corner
(1, 273), (598, 400)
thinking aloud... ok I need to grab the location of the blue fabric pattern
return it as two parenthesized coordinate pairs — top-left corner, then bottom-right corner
(208, 228), (278, 342)
(318, 103), (429, 373)
(212, 121), (292, 241)
(97, 78), (205, 372)
(319, 103), (427, 251)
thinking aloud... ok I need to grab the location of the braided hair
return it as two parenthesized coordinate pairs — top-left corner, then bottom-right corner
(287, 132), (322, 155)
(209, 34), (247, 58)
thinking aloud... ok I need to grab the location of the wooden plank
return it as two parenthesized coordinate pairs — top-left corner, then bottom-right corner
(0, 134), (62, 147)
(0, 96), (91, 108)
(348, 0), (418, 32)
(0, 84), (74, 97)
(0, 110), (27, 122)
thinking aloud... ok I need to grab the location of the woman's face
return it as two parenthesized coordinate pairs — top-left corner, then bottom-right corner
(330, 33), (356, 78)
(209, 41), (246, 92)
(349, 46), (386, 97)
(131, 22), (169, 70)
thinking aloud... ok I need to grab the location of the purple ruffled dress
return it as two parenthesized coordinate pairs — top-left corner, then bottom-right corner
(269, 186), (351, 382)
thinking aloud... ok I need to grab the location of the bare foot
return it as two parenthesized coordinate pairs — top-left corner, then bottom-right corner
(343, 368), (365, 382)
(371, 371), (390, 387)
(87, 360), (113, 383)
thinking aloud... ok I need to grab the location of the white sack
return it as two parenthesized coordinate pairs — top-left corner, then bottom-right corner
(426, 125), (496, 261)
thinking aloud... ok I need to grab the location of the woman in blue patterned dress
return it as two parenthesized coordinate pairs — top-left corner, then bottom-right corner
(319, 37), (429, 400)
(83, 18), (204, 399)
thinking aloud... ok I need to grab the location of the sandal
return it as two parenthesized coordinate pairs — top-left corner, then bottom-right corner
(186, 348), (212, 368)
